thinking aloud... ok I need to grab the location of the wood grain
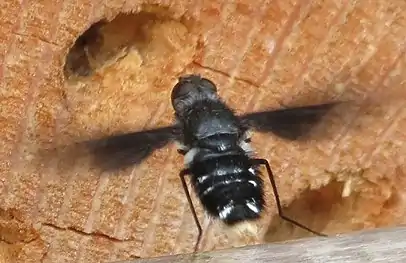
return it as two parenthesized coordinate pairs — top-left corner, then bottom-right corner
(1, 0), (406, 261)
(119, 226), (406, 263)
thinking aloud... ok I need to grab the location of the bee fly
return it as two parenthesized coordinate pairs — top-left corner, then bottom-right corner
(84, 74), (340, 251)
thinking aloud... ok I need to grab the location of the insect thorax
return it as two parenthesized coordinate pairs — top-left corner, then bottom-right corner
(178, 98), (244, 145)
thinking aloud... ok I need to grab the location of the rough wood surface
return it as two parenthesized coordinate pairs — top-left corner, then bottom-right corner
(0, 0), (406, 262)
(121, 226), (406, 263)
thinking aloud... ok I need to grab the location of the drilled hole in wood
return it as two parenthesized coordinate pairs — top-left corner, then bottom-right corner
(59, 6), (200, 136)
(264, 174), (404, 243)
(63, 8), (199, 82)
(265, 180), (345, 243)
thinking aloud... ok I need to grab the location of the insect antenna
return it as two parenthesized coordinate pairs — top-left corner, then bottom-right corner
(179, 168), (203, 252)
(251, 158), (327, 237)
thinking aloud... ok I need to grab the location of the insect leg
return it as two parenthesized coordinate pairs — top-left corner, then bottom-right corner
(179, 169), (203, 252)
(252, 158), (327, 237)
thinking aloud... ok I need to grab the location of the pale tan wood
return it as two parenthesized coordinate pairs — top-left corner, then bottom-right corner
(116, 226), (406, 263)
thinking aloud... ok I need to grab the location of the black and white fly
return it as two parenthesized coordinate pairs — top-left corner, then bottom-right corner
(85, 74), (340, 250)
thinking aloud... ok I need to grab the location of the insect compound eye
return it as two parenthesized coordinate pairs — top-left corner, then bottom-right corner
(171, 74), (217, 99)
(171, 74), (219, 114)
(199, 77), (217, 92)
(171, 76), (196, 104)
(170, 75), (194, 113)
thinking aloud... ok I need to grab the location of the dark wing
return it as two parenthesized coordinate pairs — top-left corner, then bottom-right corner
(83, 124), (179, 171)
(239, 102), (341, 140)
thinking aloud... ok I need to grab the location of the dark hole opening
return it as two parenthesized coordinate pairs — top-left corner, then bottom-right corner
(63, 8), (198, 81)
(264, 173), (403, 244)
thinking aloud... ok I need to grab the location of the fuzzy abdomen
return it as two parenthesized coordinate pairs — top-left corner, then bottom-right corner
(189, 153), (265, 225)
